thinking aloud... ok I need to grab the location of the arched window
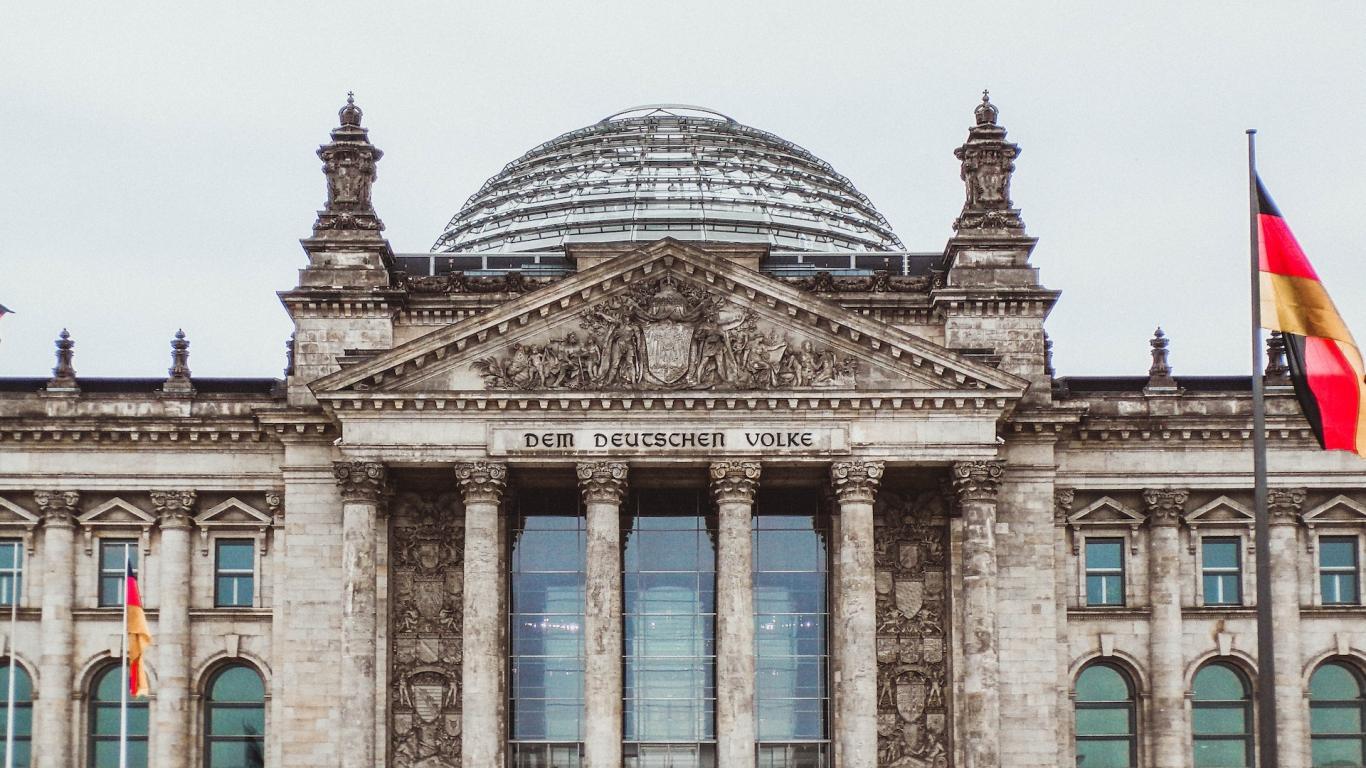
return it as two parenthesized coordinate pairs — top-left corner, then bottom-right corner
(1191, 661), (1253, 767)
(89, 664), (148, 768)
(1310, 661), (1366, 768)
(0, 660), (32, 767)
(1075, 662), (1137, 768)
(204, 664), (266, 768)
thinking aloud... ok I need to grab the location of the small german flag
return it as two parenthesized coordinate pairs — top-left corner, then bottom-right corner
(126, 561), (153, 697)
(1257, 177), (1366, 457)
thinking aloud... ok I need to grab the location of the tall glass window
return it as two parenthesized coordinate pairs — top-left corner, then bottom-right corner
(204, 664), (266, 767)
(1320, 537), (1361, 606)
(623, 489), (716, 768)
(1085, 538), (1125, 607)
(1310, 661), (1366, 767)
(754, 490), (828, 768)
(0, 540), (21, 607)
(510, 489), (586, 768)
(1191, 662), (1253, 767)
(0, 661), (32, 767)
(214, 540), (255, 608)
(1201, 538), (1243, 606)
(1074, 662), (1137, 768)
(89, 664), (149, 768)
(98, 540), (137, 608)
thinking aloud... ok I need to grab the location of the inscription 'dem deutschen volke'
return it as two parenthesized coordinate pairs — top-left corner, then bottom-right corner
(489, 426), (849, 456)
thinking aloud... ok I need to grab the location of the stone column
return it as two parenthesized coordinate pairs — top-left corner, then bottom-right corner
(1268, 488), (1308, 768)
(34, 490), (78, 768)
(457, 461), (508, 768)
(953, 460), (1003, 768)
(830, 461), (883, 768)
(152, 491), (196, 768)
(334, 461), (387, 768)
(711, 461), (760, 768)
(578, 462), (628, 768)
(1144, 488), (1189, 768)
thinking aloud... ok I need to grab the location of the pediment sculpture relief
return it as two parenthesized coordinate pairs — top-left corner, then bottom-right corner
(473, 274), (858, 391)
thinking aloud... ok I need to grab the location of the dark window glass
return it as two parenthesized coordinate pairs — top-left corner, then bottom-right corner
(214, 540), (255, 608)
(1202, 538), (1243, 606)
(1192, 662), (1253, 767)
(1085, 539), (1125, 607)
(98, 541), (137, 608)
(89, 664), (148, 768)
(1075, 662), (1136, 768)
(204, 664), (265, 768)
(0, 540), (21, 607)
(1321, 537), (1361, 606)
(0, 661), (32, 767)
(1311, 661), (1366, 767)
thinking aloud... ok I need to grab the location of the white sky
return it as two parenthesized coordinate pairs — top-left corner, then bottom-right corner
(2, 1), (1364, 378)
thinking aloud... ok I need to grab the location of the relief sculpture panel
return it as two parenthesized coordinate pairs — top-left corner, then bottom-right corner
(875, 490), (951, 767)
(390, 493), (464, 768)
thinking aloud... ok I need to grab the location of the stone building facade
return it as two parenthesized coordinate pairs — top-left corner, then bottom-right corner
(1, 97), (1364, 768)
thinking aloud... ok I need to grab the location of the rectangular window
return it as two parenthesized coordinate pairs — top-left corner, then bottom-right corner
(214, 539), (255, 608)
(1085, 538), (1126, 607)
(0, 540), (21, 607)
(1201, 537), (1242, 606)
(1320, 536), (1360, 606)
(98, 540), (138, 607)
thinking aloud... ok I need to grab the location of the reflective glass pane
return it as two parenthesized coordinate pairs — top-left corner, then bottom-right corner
(755, 530), (823, 571)
(1193, 706), (1248, 735)
(1075, 739), (1133, 768)
(1312, 663), (1363, 702)
(93, 741), (148, 768)
(208, 740), (266, 768)
(1077, 664), (1132, 702)
(0, 664), (32, 699)
(211, 666), (265, 701)
(1312, 705), (1364, 735)
(216, 540), (254, 571)
(1321, 538), (1359, 569)
(0, 542), (19, 569)
(209, 706), (266, 736)
(1086, 540), (1123, 570)
(1194, 664), (1249, 702)
(1076, 706), (1130, 736)
(100, 542), (137, 570)
(1203, 539), (1239, 570)
(1204, 573), (1241, 605)
(514, 529), (584, 573)
(1311, 737), (1364, 767)
(1192, 738), (1249, 767)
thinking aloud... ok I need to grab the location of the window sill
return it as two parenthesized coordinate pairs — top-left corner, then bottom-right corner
(1067, 607), (1151, 619)
(190, 608), (272, 619)
(1183, 606), (1256, 618)
(1303, 605), (1366, 616)
(74, 608), (159, 619)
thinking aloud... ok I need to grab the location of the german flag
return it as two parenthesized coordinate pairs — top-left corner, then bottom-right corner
(126, 561), (153, 697)
(1257, 177), (1366, 457)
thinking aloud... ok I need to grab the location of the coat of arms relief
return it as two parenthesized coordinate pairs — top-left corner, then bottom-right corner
(473, 273), (859, 391)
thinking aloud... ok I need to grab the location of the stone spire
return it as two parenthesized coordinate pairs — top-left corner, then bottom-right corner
(46, 329), (78, 391)
(1147, 327), (1177, 390)
(312, 92), (385, 238)
(953, 90), (1025, 233)
(1265, 330), (1291, 382)
(163, 329), (194, 394)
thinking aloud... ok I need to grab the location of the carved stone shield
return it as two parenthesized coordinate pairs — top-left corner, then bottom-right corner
(413, 577), (445, 623)
(643, 322), (694, 385)
(407, 671), (450, 724)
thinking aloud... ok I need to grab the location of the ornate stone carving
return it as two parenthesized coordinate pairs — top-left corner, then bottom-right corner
(1147, 327), (1177, 389)
(401, 271), (560, 295)
(1143, 489), (1189, 527)
(453, 462), (507, 505)
(163, 329), (194, 393)
(709, 461), (761, 504)
(576, 462), (628, 505)
(47, 329), (78, 389)
(953, 91), (1025, 233)
(1266, 331), (1291, 382)
(389, 493), (464, 768)
(779, 271), (931, 294)
(1268, 487), (1308, 525)
(151, 490), (197, 528)
(313, 93), (385, 236)
(473, 274), (858, 391)
(1054, 488), (1075, 526)
(875, 489), (950, 766)
(335, 461), (388, 504)
(34, 490), (80, 526)
(265, 490), (283, 520)
(951, 460), (1004, 504)
(831, 461), (884, 505)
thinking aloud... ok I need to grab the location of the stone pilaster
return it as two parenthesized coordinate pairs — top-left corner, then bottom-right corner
(335, 461), (387, 768)
(1143, 488), (1189, 768)
(151, 490), (196, 768)
(34, 490), (78, 768)
(830, 460), (883, 768)
(577, 462), (627, 768)
(1053, 488), (1076, 767)
(953, 460), (1003, 768)
(456, 461), (508, 768)
(710, 461), (760, 768)
(1269, 488), (1308, 768)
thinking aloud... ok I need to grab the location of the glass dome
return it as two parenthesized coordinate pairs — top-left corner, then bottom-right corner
(433, 105), (904, 254)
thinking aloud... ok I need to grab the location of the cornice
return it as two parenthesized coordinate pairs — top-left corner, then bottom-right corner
(0, 419), (275, 448)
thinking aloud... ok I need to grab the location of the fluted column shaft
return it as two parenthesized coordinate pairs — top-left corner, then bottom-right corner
(153, 491), (196, 768)
(711, 461), (760, 768)
(577, 462), (627, 768)
(335, 461), (387, 768)
(1269, 489), (1308, 768)
(457, 461), (509, 768)
(831, 461), (883, 768)
(34, 491), (78, 768)
(1144, 489), (1189, 768)
(954, 460), (1003, 768)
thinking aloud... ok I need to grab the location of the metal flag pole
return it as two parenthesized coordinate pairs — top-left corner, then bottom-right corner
(1247, 128), (1279, 768)
(119, 544), (130, 768)
(4, 553), (18, 768)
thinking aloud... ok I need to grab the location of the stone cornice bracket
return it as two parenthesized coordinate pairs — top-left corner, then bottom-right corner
(709, 461), (761, 505)
(1267, 487), (1308, 526)
(951, 460), (1004, 504)
(577, 462), (629, 506)
(335, 460), (389, 505)
(151, 490), (197, 528)
(34, 490), (80, 527)
(830, 460), (885, 505)
(1054, 488), (1075, 526)
(266, 490), (284, 522)
(1143, 488), (1189, 527)
(455, 461), (509, 506)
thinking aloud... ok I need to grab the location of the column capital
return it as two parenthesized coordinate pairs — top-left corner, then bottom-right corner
(577, 462), (628, 505)
(710, 461), (761, 505)
(454, 461), (508, 505)
(334, 460), (389, 504)
(34, 490), (80, 527)
(830, 460), (884, 505)
(1143, 488), (1189, 527)
(151, 490), (197, 528)
(1054, 487), (1075, 526)
(1268, 487), (1308, 526)
(952, 460), (1003, 504)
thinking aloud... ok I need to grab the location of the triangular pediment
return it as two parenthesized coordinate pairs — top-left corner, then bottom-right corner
(313, 239), (1027, 400)
(79, 498), (155, 527)
(1304, 495), (1366, 525)
(1185, 496), (1255, 527)
(196, 498), (273, 527)
(1068, 496), (1144, 527)
(0, 497), (40, 528)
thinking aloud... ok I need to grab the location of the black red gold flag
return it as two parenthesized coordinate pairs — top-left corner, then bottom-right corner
(126, 562), (153, 697)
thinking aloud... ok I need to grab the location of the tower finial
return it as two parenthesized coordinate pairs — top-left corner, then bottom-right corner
(163, 328), (194, 393)
(954, 90), (1020, 232)
(312, 92), (384, 236)
(1146, 327), (1177, 390)
(47, 328), (78, 391)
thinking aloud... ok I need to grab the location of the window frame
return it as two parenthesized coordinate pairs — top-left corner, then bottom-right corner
(0, 539), (23, 608)
(1309, 659), (1366, 767)
(213, 538), (256, 609)
(1083, 537), (1128, 608)
(87, 662), (149, 768)
(1317, 534), (1362, 606)
(1199, 536), (1245, 608)
(97, 539), (139, 608)
(0, 658), (33, 768)
(1073, 661), (1139, 768)
(1190, 661), (1254, 767)
(202, 663), (267, 768)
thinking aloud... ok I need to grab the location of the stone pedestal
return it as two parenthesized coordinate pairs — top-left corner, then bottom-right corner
(711, 461), (760, 768)
(335, 461), (387, 768)
(953, 460), (1003, 768)
(152, 491), (196, 768)
(457, 461), (509, 768)
(34, 491), (78, 768)
(1144, 488), (1189, 768)
(830, 461), (883, 768)
(1269, 488), (1308, 768)
(578, 462), (628, 768)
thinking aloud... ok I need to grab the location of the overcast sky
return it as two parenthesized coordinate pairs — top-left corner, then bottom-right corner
(2, 2), (1364, 379)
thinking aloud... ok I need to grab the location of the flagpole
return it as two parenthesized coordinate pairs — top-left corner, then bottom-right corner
(4, 557), (17, 768)
(1247, 128), (1279, 768)
(119, 545), (130, 768)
